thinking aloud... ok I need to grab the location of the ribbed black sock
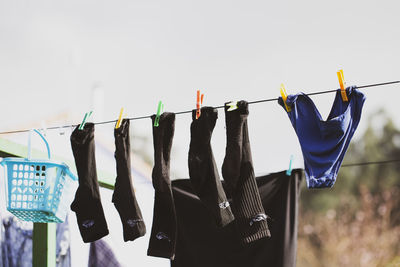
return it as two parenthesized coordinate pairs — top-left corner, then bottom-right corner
(70, 123), (109, 243)
(113, 119), (146, 242)
(222, 101), (270, 243)
(147, 113), (177, 260)
(188, 107), (235, 227)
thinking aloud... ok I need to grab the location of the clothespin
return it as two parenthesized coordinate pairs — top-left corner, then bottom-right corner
(337, 69), (348, 102)
(280, 84), (291, 112)
(58, 126), (66, 136)
(154, 101), (164, 127)
(115, 108), (124, 129)
(196, 90), (204, 119)
(78, 111), (93, 130)
(226, 101), (238, 111)
(286, 155), (294, 176)
(40, 120), (47, 136)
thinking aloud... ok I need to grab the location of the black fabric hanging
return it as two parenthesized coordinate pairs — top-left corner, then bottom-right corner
(112, 119), (146, 242)
(70, 123), (109, 243)
(222, 101), (270, 243)
(188, 107), (235, 227)
(171, 169), (303, 267)
(147, 113), (177, 260)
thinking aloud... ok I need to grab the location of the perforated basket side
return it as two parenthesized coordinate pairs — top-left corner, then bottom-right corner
(55, 169), (78, 221)
(1, 158), (77, 222)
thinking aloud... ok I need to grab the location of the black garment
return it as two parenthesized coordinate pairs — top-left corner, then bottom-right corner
(70, 123), (109, 243)
(147, 113), (177, 260)
(222, 101), (270, 243)
(188, 107), (235, 227)
(171, 170), (303, 267)
(112, 119), (146, 242)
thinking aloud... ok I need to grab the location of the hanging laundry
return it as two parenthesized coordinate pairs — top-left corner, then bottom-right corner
(88, 239), (121, 267)
(171, 169), (303, 267)
(2, 217), (31, 267)
(1, 215), (71, 267)
(0, 212), (3, 267)
(278, 86), (366, 188)
(188, 107), (235, 227)
(147, 113), (177, 260)
(70, 123), (109, 242)
(55, 216), (71, 267)
(222, 101), (270, 243)
(112, 119), (146, 242)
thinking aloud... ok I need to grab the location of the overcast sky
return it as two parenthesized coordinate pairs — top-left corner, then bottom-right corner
(1, 0), (400, 176)
(0, 0), (399, 266)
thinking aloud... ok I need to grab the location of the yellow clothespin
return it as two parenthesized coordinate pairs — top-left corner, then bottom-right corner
(337, 69), (348, 102)
(226, 101), (238, 111)
(115, 108), (124, 129)
(280, 84), (291, 112)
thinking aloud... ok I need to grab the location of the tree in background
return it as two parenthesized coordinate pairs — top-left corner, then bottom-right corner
(297, 110), (400, 267)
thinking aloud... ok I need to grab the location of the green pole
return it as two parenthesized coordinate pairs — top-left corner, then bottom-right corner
(33, 223), (56, 267)
(0, 138), (116, 266)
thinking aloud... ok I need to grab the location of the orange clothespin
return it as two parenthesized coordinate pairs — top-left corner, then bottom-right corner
(280, 84), (291, 112)
(337, 69), (348, 102)
(196, 90), (204, 119)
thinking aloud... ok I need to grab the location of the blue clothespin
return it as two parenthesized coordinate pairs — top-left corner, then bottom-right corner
(154, 101), (164, 127)
(286, 155), (294, 176)
(79, 111), (93, 130)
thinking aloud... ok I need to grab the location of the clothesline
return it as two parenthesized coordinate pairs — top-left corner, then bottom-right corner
(341, 159), (400, 167)
(0, 80), (399, 135)
(0, 81), (399, 170)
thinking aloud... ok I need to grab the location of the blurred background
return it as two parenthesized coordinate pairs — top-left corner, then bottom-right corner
(0, 0), (399, 266)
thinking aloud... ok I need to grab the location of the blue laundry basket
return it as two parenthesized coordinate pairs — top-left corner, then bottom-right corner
(0, 129), (78, 223)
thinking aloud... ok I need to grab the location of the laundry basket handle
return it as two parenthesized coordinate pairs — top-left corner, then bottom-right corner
(28, 129), (51, 160)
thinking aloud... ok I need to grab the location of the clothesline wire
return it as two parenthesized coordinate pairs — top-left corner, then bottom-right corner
(0, 80), (399, 135)
(341, 159), (400, 167)
(0, 80), (400, 169)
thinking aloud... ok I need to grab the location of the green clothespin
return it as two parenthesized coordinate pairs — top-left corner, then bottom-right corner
(79, 111), (93, 130)
(227, 101), (238, 111)
(286, 155), (294, 176)
(154, 101), (164, 127)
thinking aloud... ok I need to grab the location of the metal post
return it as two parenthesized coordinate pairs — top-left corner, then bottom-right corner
(33, 223), (56, 267)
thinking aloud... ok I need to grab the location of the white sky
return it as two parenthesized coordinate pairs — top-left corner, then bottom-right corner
(1, 0), (400, 178)
(0, 1), (399, 264)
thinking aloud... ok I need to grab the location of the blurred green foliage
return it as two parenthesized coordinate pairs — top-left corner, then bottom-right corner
(297, 110), (400, 267)
(300, 109), (400, 216)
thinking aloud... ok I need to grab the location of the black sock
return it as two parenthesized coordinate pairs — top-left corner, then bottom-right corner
(147, 113), (177, 260)
(188, 107), (235, 227)
(70, 123), (109, 243)
(222, 101), (270, 243)
(113, 119), (146, 242)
